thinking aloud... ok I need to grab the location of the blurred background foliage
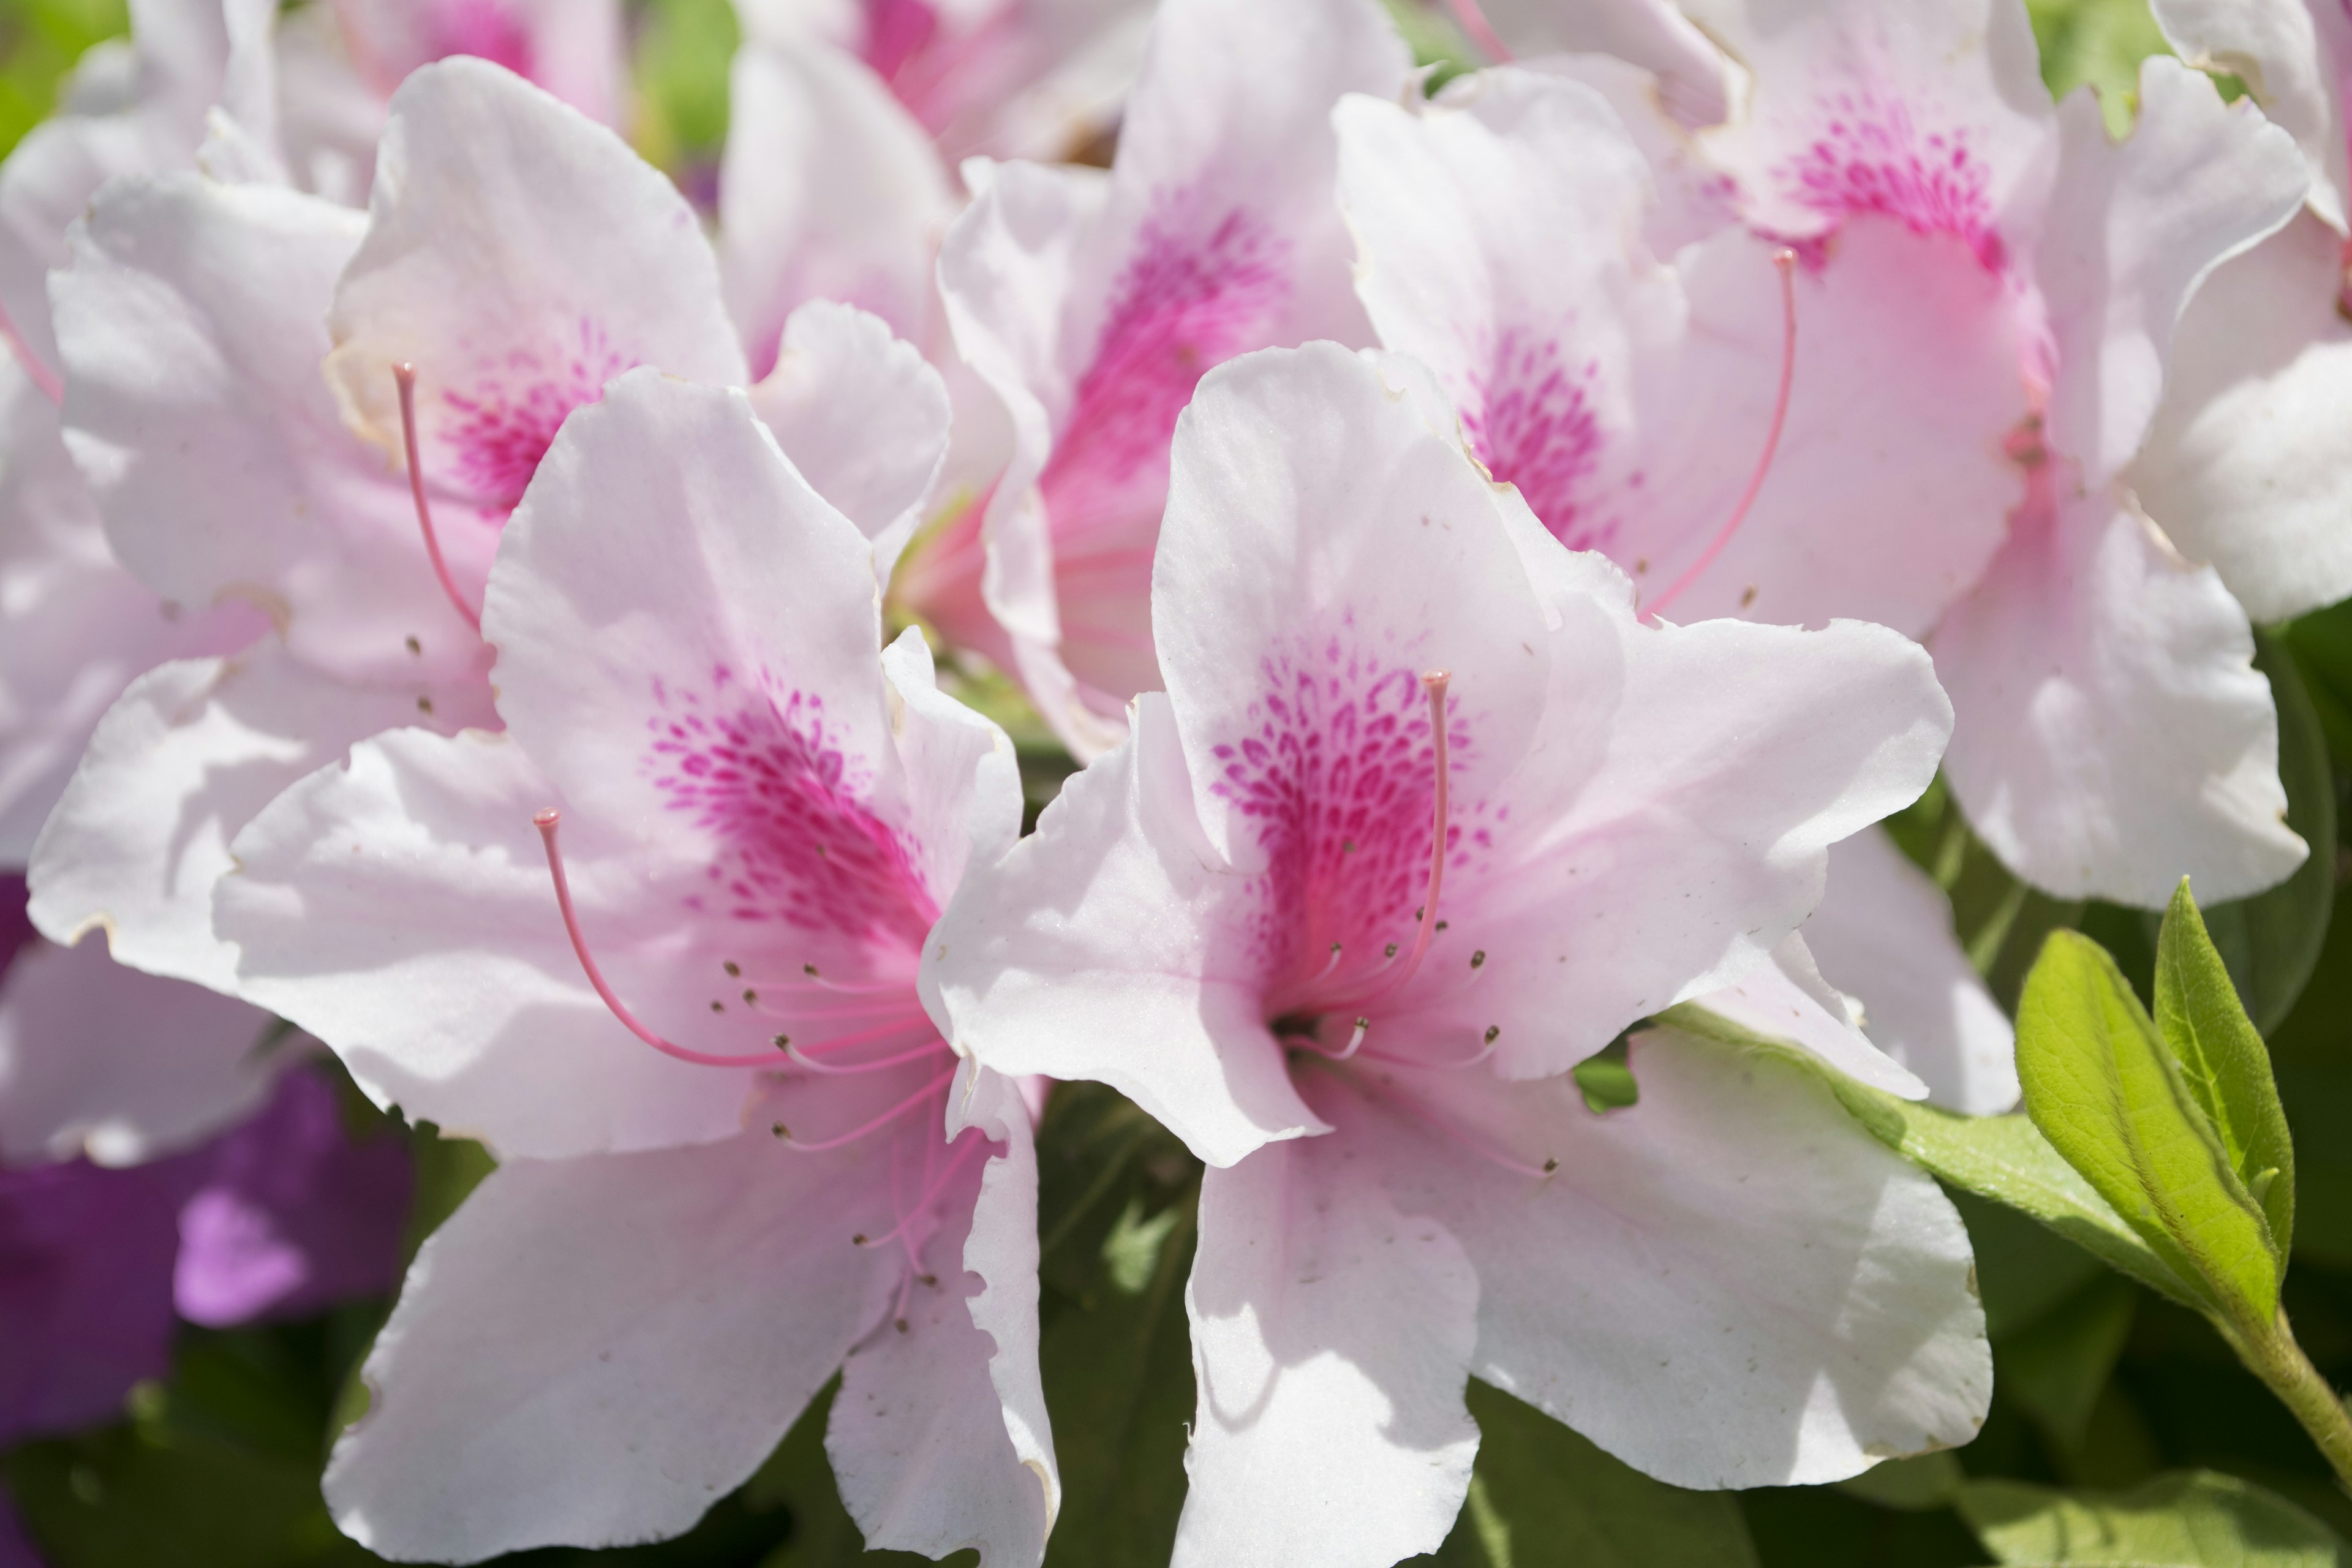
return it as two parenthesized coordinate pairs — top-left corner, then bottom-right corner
(6, 0), (2352, 1562)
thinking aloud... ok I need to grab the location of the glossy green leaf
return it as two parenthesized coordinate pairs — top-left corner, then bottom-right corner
(2173, 635), (2339, 1036)
(1836, 1450), (1966, 1512)
(1960, 1469), (2352, 1565)
(2157, 881), (2297, 1255)
(2018, 930), (2279, 1325)
(1406, 1381), (1757, 1567)
(1656, 1008), (2197, 1308)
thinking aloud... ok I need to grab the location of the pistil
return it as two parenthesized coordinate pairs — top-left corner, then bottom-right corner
(394, 362), (485, 635)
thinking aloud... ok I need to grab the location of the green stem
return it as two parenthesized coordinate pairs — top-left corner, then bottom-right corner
(2235, 1311), (2352, 1491)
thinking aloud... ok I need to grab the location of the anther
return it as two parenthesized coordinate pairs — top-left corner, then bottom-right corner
(725, 962), (742, 978)
(1471, 950), (1486, 969)
(533, 809), (782, 1068)
(773, 1033), (790, 1049)
(1643, 249), (1798, 622)
(394, 363), (484, 635)
(1484, 1025), (1501, 1044)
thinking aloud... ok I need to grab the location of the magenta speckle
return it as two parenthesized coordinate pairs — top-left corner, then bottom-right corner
(648, 674), (934, 946)
(1210, 643), (1484, 992)
(1776, 86), (2006, 270)
(1040, 197), (1292, 543)
(1463, 328), (1611, 551)
(437, 319), (633, 516)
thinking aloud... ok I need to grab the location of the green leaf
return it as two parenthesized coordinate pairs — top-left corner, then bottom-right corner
(2018, 930), (2280, 1325)
(1655, 1006), (2198, 1308)
(2282, 596), (2352, 777)
(1999, 1276), (2141, 1458)
(2156, 881), (2297, 1256)
(1413, 1381), (1758, 1567)
(1836, 1450), (1967, 1512)
(1959, 1469), (2352, 1565)
(2169, 634), (2339, 1036)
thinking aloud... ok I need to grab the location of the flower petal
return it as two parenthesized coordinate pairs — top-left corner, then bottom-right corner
(2128, 211), (2352, 624)
(323, 58), (748, 522)
(1804, 828), (2017, 1114)
(1935, 484), (2305, 905)
(28, 641), (488, 991)
(720, 36), (952, 368)
(1686, 930), (1931, 1101)
(1348, 1024), (1991, 1489)
(745, 301), (951, 581)
(1176, 1117), (1480, 1568)
(829, 1067), (1054, 1566)
(219, 726), (763, 1158)
(2148, 0), (2349, 231)
(2036, 58), (2305, 487)
(0, 933), (276, 1167)
(325, 1132), (901, 1559)
(53, 172), (474, 685)
(928, 692), (1325, 1169)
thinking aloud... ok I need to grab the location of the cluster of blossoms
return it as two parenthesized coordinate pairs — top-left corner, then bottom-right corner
(1, 0), (2346, 1562)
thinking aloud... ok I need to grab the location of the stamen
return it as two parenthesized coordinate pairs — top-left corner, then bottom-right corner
(2339, 235), (2352, 323)
(787, 1038), (949, 1077)
(780, 1015), (940, 1057)
(1374, 1079), (1557, 1181)
(533, 809), (783, 1068)
(394, 363), (483, 635)
(1331, 1017), (1371, 1061)
(1447, 0), (1512, 61)
(1643, 249), (1798, 622)
(0, 299), (61, 405)
(854, 1134), (985, 1248)
(775, 1067), (957, 1153)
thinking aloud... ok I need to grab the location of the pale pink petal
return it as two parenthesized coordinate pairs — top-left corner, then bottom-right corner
(883, 629), (1023, 948)
(1935, 484), (2305, 905)
(1690, 0), (2053, 268)
(331, 0), (627, 126)
(0, 935), (278, 1166)
(2128, 211), (2352, 624)
(1156, 342), (1555, 863)
(219, 727), (763, 1159)
(1418, 606), (1952, 1080)
(1804, 828), (2017, 1114)
(0, 359), (261, 862)
(1685, 931), (1931, 1100)
(720, 37), (953, 371)
(2150, 0), (2350, 231)
(1475, 0), (1735, 125)
(745, 301), (951, 579)
(829, 1066), (1054, 1566)
(1176, 1119), (1480, 1568)
(53, 172), (479, 687)
(28, 643), (491, 992)
(934, 0), (1411, 753)
(323, 59), (747, 532)
(326, 1133), (901, 1559)
(1342, 1027), (1990, 1488)
(927, 692), (1326, 1169)
(2036, 58), (2305, 488)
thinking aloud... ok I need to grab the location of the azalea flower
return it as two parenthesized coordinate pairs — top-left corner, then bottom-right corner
(214, 372), (1053, 1564)
(2, 867), (409, 1446)
(929, 344), (1990, 1565)
(29, 58), (948, 1001)
(2128, 0), (2352, 626)
(910, 0), (1412, 755)
(1339, 5), (2313, 910)
(733, 0), (1156, 163)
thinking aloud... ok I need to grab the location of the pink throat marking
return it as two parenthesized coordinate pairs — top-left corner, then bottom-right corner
(1324, 671), (1453, 1015)
(1463, 330), (1610, 551)
(1642, 249), (1798, 622)
(424, 0), (534, 75)
(1039, 202), (1291, 543)
(394, 363), (483, 636)
(1777, 87), (2006, 271)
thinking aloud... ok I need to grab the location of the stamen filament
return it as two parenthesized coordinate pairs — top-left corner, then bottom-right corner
(394, 362), (483, 635)
(1447, 0), (1513, 61)
(1374, 1078), (1557, 1181)
(788, 1038), (949, 1077)
(0, 299), (61, 405)
(533, 809), (782, 1068)
(1643, 249), (1798, 622)
(774, 1015), (938, 1055)
(855, 1134), (986, 1249)
(776, 1068), (957, 1153)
